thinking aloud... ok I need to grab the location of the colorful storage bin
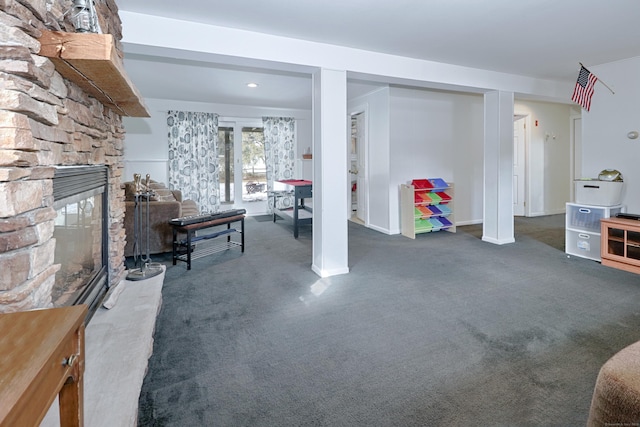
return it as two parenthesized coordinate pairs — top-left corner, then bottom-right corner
(429, 178), (449, 191)
(411, 179), (433, 190)
(438, 217), (453, 229)
(415, 218), (433, 232)
(436, 192), (451, 202)
(417, 206), (433, 217)
(417, 192), (432, 204)
(429, 193), (442, 204)
(429, 217), (444, 231)
(428, 205), (442, 215)
(437, 205), (451, 216)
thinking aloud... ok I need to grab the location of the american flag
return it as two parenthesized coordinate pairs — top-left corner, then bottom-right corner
(572, 66), (598, 111)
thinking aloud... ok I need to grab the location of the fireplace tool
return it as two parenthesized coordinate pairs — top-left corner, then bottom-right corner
(126, 173), (163, 281)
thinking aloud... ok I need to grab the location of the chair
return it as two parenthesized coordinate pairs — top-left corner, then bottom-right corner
(587, 340), (640, 426)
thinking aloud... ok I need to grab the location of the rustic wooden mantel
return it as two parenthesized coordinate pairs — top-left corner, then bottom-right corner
(38, 30), (149, 117)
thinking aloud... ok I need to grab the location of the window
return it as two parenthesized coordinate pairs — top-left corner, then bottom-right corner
(241, 127), (266, 202)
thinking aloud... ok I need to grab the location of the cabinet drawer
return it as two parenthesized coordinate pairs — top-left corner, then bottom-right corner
(566, 230), (601, 261)
(566, 204), (623, 233)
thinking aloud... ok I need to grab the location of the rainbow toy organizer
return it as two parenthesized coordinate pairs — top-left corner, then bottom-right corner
(400, 178), (455, 239)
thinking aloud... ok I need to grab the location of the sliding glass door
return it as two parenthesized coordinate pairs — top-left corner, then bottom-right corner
(218, 120), (268, 214)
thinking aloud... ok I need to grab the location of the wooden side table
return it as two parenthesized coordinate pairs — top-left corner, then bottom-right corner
(0, 304), (87, 427)
(601, 217), (640, 274)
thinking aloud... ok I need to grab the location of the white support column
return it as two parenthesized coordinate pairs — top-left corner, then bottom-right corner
(483, 90), (515, 245)
(311, 68), (349, 277)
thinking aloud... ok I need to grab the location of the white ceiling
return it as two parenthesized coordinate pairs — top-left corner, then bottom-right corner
(122, 53), (319, 109)
(117, 0), (640, 109)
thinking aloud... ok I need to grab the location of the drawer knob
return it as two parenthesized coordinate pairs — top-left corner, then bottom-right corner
(63, 354), (78, 367)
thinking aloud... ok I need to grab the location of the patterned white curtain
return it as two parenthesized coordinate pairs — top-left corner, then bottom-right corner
(167, 111), (220, 213)
(263, 117), (296, 211)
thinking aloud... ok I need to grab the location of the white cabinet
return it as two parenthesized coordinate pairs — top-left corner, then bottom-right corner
(401, 178), (455, 239)
(565, 203), (624, 261)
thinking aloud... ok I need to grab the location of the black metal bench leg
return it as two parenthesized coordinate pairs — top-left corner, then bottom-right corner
(186, 230), (192, 270)
(241, 218), (245, 252)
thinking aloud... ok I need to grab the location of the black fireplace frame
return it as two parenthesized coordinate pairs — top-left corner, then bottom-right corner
(53, 165), (109, 323)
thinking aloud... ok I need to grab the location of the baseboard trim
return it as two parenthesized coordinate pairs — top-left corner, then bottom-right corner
(312, 264), (350, 278)
(482, 236), (516, 245)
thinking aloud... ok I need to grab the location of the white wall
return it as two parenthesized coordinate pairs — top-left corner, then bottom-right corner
(514, 100), (575, 216)
(388, 87), (485, 233)
(122, 98), (312, 187)
(345, 86), (577, 235)
(348, 87), (487, 234)
(584, 57), (640, 213)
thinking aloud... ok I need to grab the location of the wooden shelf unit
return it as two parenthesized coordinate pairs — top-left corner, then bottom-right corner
(401, 179), (455, 239)
(600, 217), (640, 274)
(38, 30), (149, 117)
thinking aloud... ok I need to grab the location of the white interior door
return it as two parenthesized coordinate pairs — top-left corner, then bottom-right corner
(355, 112), (366, 222)
(513, 115), (526, 216)
(573, 117), (582, 180)
(349, 112), (366, 222)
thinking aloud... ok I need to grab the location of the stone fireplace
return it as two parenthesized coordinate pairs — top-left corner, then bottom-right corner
(0, 0), (138, 317)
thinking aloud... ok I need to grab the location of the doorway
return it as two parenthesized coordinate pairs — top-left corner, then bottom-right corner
(570, 115), (582, 202)
(218, 120), (268, 215)
(349, 110), (367, 223)
(513, 114), (527, 216)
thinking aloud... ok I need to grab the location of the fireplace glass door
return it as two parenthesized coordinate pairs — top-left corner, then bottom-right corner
(53, 192), (103, 307)
(52, 166), (109, 318)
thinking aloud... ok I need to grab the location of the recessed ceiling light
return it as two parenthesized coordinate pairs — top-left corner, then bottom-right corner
(247, 83), (258, 88)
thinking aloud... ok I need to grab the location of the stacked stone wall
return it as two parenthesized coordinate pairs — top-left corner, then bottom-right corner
(0, 0), (127, 312)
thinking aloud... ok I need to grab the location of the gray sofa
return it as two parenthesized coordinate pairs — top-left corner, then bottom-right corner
(123, 181), (199, 257)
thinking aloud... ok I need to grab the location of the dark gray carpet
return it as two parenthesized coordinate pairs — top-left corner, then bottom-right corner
(251, 214), (274, 222)
(138, 215), (640, 426)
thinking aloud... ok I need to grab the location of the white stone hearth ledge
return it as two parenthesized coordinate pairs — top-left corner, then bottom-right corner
(42, 266), (164, 427)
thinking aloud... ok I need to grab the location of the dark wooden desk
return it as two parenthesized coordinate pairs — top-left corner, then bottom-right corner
(0, 305), (87, 427)
(271, 179), (312, 238)
(171, 214), (245, 270)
